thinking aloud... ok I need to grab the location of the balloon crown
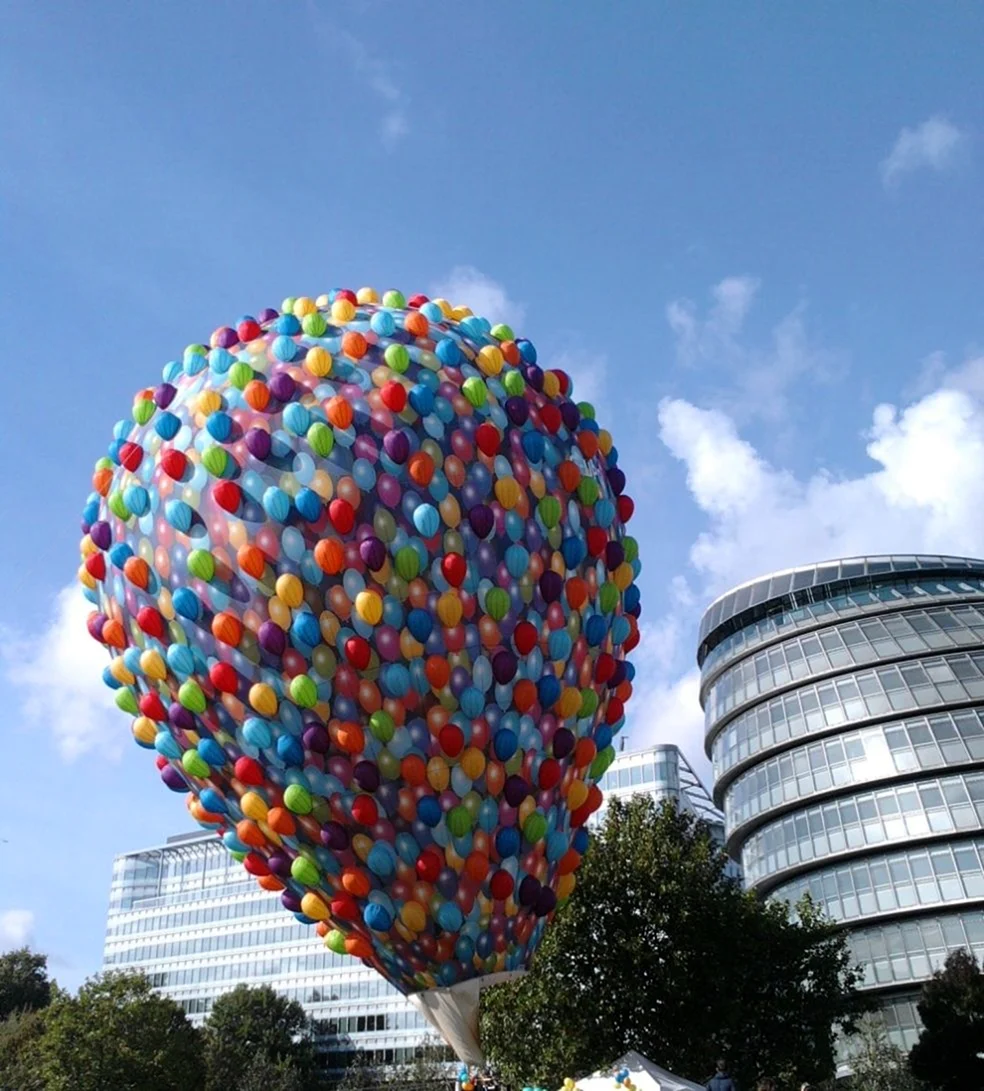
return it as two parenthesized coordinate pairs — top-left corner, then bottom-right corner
(79, 287), (640, 995)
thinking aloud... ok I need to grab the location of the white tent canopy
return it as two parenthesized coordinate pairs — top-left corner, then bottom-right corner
(575, 1050), (705, 1091)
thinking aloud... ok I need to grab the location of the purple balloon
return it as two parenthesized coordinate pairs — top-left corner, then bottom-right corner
(245, 427), (272, 461)
(154, 383), (177, 408)
(269, 372), (296, 402)
(552, 727), (575, 759)
(258, 620), (286, 656)
(353, 760), (381, 792)
(87, 613), (107, 640)
(492, 650), (517, 685)
(539, 570), (563, 603)
(534, 887), (557, 917)
(505, 397), (529, 426)
(504, 775), (529, 808)
(468, 504), (494, 540)
(303, 725), (330, 753)
(360, 536), (386, 571)
(518, 875), (541, 907)
(560, 401), (581, 431)
(525, 365), (544, 391)
(89, 520), (112, 550)
(161, 765), (187, 792)
(607, 467), (626, 496)
(258, 307), (278, 323)
(383, 429), (410, 464)
(605, 541), (624, 571)
(321, 822), (350, 850)
(214, 327), (239, 349)
(281, 891), (303, 913)
(168, 703), (195, 732)
(268, 851), (292, 877)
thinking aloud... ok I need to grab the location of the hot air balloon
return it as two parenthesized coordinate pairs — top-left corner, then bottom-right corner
(78, 288), (640, 1061)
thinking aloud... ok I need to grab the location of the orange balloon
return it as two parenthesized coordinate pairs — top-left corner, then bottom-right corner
(342, 867), (371, 897)
(404, 311), (429, 338)
(465, 852), (489, 882)
(408, 451), (435, 487)
(237, 544), (266, 579)
(574, 738), (597, 768)
(513, 679), (537, 713)
(314, 538), (345, 574)
(326, 395), (353, 429)
(236, 819), (266, 848)
(425, 655), (451, 689)
(258, 875), (285, 892)
(244, 380), (271, 411)
(401, 755), (427, 787)
(342, 331), (368, 359)
(557, 461), (581, 493)
(212, 612), (243, 647)
(358, 680), (381, 713)
(566, 578), (589, 610)
(123, 556), (150, 589)
(266, 807), (296, 837)
(335, 722), (365, 754)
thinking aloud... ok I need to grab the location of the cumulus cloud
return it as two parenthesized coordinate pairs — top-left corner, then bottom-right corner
(666, 277), (836, 423)
(880, 115), (967, 188)
(428, 267), (526, 328)
(0, 909), (35, 948)
(628, 351), (984, 772)
(2, 585), (120, 762)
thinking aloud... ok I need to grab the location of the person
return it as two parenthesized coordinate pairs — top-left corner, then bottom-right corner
(706, 1059), (737, 1091)
(800, 1085), (812, 1091)
(756, 1081), (776, 1091)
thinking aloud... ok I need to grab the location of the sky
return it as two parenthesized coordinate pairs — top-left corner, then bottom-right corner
(0, 0), (982, 988)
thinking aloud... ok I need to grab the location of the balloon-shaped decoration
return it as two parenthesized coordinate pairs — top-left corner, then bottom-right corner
(78, 288), (640, 1061)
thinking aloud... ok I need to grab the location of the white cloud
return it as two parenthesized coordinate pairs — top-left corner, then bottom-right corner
(629, 351), (984, 773)
(308, 10), (410, 149)
(1, 584), (120, 762)
(666, 277), (835, 423)
(428, 266), (526, 328)
(0, 909), (35, 948)
(880, 115), (967, 188)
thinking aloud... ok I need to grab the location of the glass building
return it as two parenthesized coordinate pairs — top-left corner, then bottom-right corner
(103, 745), (717, 1067)
(698, 554), (984, 1050)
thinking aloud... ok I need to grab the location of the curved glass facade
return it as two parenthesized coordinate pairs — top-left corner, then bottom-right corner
(700, 556), (984, 1049)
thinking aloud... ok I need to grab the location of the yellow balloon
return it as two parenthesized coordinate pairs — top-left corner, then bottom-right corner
(140, 649), (168, 681)
(567, 780), (589, 810)
(427, 756), (450, 792)
(300, 892), (330, 920)
(598, 429), (613, 455)
(614, 562), (634, 592)
(306, 346), (333, 378)
(494, 477), (521, 510)
(477, 345), (504, 376)
(518, 796), (536, 825)
(268, 597), (292, 629)
(78, 567), (96, 591)
(197, 390), (223, 416)
(309, 469), (334, 500)
(431, 297), (454, 318)
(249, 683), (278, 716)
(439, 494), (461, 528)
(110, 657), (135, 686)
(316, 293), (330, 307)
(437, 590), (463, 628)
(460, 747), (486, 780)
(293, 296), (317, 317)
(445, 842), (465, 873)
(355, 590), (384, 625)
(79, 535), (97, 558)
(542, 371), (561, 399)
(557, 687), (582, 720)
(352, 834), (372, 864)
(529, 471), (546, 499)
(401, 901), (427, 932)
(356, 286), (379, 304)
(332, 298), (356, 323)
(557, 872), (577, 901)
(257, 820), (282, 847)
(241, 791), (268, 821)
(131, 717), (156, 746)
(275, 574), (305, 608)
(400, 630), (425, 659)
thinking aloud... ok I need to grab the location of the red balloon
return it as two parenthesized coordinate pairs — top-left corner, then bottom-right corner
(475, 422), (501, 457)
(442, 553), (467, 588)
(213, 480), (242, 514)
(209, 662), (239, 694)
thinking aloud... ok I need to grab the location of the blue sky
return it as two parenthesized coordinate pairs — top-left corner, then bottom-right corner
(1, 0), (982, 988)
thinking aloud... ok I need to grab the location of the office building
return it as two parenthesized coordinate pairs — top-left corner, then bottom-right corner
(698, 554), (984, 1050)
(103, 745), (715, 1067)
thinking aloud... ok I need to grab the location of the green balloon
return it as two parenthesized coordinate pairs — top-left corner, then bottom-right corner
(229, 361), (253, 390)
(590, 745), (617, 781)
(373, 509), (397, 543)
(230, 850), (246, 863)
(490, 323), (514, 342)
(289, 674), (318, 708)
(284, 784), (313, 815)
(579, 689), (599, 718)
(503, 370), (525, 396)
(308, 421), (334, 457)
(523, 813), (548, 844)
(115, 688), (139, 715)
(182, 750), (210, 778)
(95, 456), (114, 471)
(291, 856), (319, 885)
(622, 536), (639, 563)
(383, 290), (406, 308)
(133, 399), (155, 425)
(537, 496), (562, 529)
(577, 401), (597, 420)
(369, 710), (395, 743)
(326, 930), (347, 955)
(202, 445), (228, 477)
(448, 805), (472, 838)
(187, 549), (215, 582)
(577, 477), (600, 506)
(484, 587), (510, 621)
(377, 749), (401, 780)
(108, 491), (130, 521)
(598, 581), (620, 614)
(385, 343), (410, 373)
(395, 546), (420, 582)
(280, 298), (296, 315)
(302, 311), (327, 337)
(462, 376), (487, 408)
(178, 681), (207, 714)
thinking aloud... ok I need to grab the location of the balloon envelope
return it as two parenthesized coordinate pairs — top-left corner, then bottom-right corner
(79, 288), (640, 1017)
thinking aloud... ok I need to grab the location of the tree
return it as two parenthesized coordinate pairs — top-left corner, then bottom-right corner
(387, 1040), (455, 1091)
(910, 948), (984, 1091)
(0, 948), (51, 1020)
(840, 1013), (924, 1090)
(203, 984), (319, 1091)
(480, 797), (866, 1089)
(0, 1007), (47, 1091)
(236, 1050), (308, 1091)
(40, 970), (204, 1091)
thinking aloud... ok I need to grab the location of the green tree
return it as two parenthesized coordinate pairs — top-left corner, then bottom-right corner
(0, 948), (51, 1020)
(203, 984), (319, 1091)
(235, 1050), (309, 1091)
(839, 1013), (924, 1090)
(480, 797), (866, 1089)
(910, 948), (984, 1091)
(0, 1007), (47, 1091)
(40, 970), (204, 1091)
(387, 1040), (454, 1091)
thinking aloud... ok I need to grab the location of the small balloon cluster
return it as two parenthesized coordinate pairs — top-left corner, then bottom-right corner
(614, 1068), (635, 1090)
(79, 287), (640, 997)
